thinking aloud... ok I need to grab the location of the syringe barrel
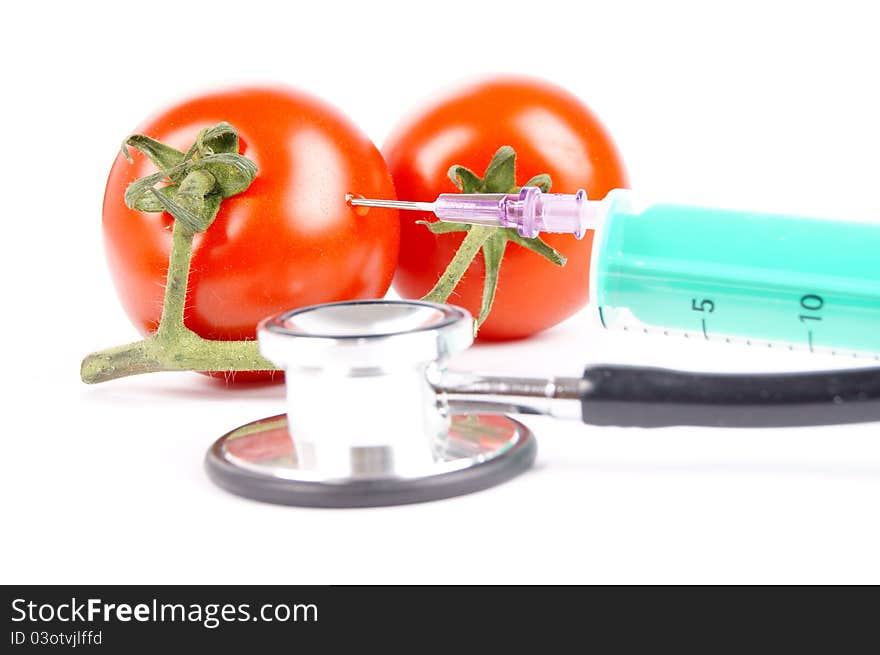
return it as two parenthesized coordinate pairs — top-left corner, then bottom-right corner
(594, 190), (880, 357)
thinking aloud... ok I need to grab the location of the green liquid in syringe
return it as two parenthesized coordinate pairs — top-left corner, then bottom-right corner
(595, 197), (880, 356)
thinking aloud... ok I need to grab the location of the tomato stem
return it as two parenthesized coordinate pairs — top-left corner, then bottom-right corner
(80, 223), (275, 384)
(80, 220), (275, 383)
(421, 226), (493, 306)
(157, 222), (196, 339)
(80, 335), (274, 384)
(417, 146), (566, 332)
(80, 124), (277, 384)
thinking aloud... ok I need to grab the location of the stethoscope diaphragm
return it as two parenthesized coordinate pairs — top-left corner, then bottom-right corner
(206, 412), (535, 508)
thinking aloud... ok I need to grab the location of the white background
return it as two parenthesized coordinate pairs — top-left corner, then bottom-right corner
(3, 0), (880, 584)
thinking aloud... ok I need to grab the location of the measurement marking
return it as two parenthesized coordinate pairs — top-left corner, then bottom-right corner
(605, 320), (876, 360)
(701, 318), (708, 340)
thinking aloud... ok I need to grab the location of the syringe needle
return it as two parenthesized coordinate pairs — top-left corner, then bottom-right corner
(346, 187), (595, 239)
(347, 195), (436, 213)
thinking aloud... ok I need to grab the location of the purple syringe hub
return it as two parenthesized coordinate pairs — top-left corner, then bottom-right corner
(433, 187), (593, 239)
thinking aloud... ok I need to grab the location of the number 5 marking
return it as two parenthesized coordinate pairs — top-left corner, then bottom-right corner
(691, 298), (715, 313)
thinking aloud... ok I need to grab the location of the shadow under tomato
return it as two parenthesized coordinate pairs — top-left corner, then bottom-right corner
(200, 370), (285, 386)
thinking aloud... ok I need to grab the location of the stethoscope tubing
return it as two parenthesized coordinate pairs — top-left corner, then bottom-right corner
(577, 365), (880, 427)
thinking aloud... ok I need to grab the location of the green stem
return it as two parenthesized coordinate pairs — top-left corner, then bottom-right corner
(421, 226), (494, 303)
(157, 222), (195, 340)
(80, 220), (275, 384)
(417, 146), (563, 333)
(80, 334), (273, 384)
(81, 122), (273, 385)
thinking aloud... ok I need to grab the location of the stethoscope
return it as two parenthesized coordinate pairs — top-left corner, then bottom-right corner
(205, 299), (880, 508)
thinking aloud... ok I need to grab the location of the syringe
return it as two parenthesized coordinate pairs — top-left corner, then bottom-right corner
(348, 187), (595, 238)
(350, 187), (880, 358)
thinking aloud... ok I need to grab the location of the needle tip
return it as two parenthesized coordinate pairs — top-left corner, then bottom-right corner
(346, 193), (370, 216)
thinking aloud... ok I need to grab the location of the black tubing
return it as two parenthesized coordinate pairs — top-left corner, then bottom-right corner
(580, 365), (880, 427)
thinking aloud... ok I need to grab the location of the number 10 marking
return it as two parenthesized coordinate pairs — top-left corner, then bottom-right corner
(799, 294), (824, 322)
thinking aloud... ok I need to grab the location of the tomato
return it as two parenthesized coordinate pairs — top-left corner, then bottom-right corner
(384, 77), (629, 340)
(103, 86), (400, 376)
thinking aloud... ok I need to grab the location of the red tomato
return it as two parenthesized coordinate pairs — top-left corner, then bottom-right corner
(103, 86), (400, 376)
(384, 77), (629, 340)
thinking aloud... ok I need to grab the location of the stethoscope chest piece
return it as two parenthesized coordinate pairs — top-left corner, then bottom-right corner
(205, 300), (536, 508)
(206, 412), (535, 508)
